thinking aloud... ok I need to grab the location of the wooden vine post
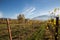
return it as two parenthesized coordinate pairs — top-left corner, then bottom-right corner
(7, 18), (12, 40)
(55, 16), (59, 40)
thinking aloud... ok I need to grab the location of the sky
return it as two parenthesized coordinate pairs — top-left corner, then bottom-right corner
(0, 0), (60, 19)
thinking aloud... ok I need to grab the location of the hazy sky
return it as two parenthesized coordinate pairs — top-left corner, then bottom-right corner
(0, 0), (60, 19)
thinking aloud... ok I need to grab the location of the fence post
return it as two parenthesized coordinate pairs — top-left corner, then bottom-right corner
(7, 18), (12, 40)
(55, 17), (59, 40)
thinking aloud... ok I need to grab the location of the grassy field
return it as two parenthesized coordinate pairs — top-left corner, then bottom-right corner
(0, 23), (46, 40)
(0, 22), (60, 40)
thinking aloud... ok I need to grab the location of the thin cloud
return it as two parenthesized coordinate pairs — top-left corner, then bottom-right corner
(21, 7), (33, 14)
(10, 7), (33, 19)
(14, 7), (36, 19)
(25, 7), (36, 15)
(21, 7), (36, 15)
(31, 10), (49, 17)
(28, 7), (36, 13)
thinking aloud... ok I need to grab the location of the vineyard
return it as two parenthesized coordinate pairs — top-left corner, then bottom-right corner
(0, 19), (45, 40)
(0, 18), (60, 40)
(0, 13), (60, 40)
